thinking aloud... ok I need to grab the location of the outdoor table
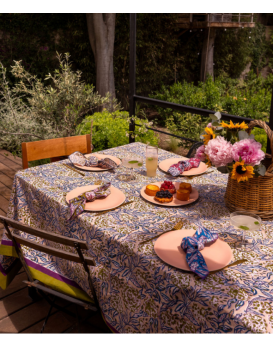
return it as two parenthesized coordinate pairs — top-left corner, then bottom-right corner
(1, 142), (273, 333)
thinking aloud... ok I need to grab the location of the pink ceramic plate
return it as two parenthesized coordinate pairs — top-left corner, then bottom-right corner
(140, 182), (199, 207)
(154, 229), (233, 272)
(73, 154), (121, 172)
(158, 157), (208, 176)
(66, 185), (126, 212)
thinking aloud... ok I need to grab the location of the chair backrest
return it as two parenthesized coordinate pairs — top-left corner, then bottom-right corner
(0, 215), (100, 309)
(0, 216), (94, 266)
(22, 134), (91, 169)
(0, 216), (99, 309)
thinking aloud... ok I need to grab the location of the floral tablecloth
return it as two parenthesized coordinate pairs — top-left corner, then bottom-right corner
(1, 142), (273, 333)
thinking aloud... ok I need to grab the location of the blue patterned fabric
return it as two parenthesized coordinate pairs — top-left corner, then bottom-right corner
(181, 224), (219, 279)
(1, 142), (273, 333)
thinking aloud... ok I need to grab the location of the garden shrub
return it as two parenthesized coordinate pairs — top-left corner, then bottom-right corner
(77, 110), (158, 152)
(165, 113), (209, 148)
(0, 53), (111, 157)
(151, 73), (273, 128)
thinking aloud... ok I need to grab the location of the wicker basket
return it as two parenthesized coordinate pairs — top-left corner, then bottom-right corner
(224, 119), (273, 220)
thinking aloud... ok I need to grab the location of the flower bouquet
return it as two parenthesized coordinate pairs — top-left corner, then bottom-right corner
(195, 112), (266, 182)
(195, 113), (273, 220)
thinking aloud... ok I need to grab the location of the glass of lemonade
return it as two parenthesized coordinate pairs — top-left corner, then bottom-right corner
(117, 155), (143, 181)
(146, 145), (158, 177)
(230, 211), (261, 246)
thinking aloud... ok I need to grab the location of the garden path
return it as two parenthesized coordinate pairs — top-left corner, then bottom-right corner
(0, 149), (110, 333)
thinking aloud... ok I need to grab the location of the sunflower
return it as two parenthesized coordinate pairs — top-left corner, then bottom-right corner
(202, 127), (215, 145)
(231, 161), (254, 182)
(220, 120), (248, 130)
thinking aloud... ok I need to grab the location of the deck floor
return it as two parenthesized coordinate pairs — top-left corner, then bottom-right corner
(0, 150), (110, 333)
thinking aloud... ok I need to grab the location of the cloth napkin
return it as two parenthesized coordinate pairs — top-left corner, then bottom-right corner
(68, 182), (111, 220)
(168, 158), (200, 176)
(68, 151), (118, 170)
(181, 225), (218, 279)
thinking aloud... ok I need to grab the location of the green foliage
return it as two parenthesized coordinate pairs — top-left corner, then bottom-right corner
(151, 74), (272, 127)
(166, 136), (180, 153)
(251, 128), (267, 153)
(0, 14), (270, 109)
(60, 14), (96, 85)
(214, 27), (250, 78)
(0, 54), (111, 156)
(174, 20), (268, 82)
(0, 14), (71, 83)
(77, 110), (158, 152)
(11, 53), (111, 137)
(165, 113), (208, 148)
(114, 13), (179, 107)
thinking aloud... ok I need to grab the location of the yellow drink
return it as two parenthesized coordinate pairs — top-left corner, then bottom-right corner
(146, 156), (158, 177)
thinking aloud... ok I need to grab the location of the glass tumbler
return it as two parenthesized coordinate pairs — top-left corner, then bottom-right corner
(146, 145), (158, 177)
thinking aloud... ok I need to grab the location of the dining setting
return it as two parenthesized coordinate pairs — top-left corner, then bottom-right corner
(0, 137), (273, 334)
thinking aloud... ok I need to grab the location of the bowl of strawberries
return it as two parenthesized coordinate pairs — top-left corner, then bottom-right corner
(160, 181), (176, 195)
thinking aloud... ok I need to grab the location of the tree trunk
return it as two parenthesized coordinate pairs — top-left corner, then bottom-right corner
(200, 28), (216, 82)
(86, 14), (116, 109)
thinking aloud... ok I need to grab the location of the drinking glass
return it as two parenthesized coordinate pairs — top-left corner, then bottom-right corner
(230, 211), (261, 247)
(146, 145), (158, 177)
(116, 155), (143, 181)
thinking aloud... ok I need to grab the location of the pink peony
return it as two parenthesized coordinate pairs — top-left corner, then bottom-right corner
(205, 136), (233, 167)
(195, 144), (206, 161)
(207, 123), (212, 128)
(232, 139), (265, 166)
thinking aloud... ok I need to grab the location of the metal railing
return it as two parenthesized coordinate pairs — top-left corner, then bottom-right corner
(207, 13), (254, 23)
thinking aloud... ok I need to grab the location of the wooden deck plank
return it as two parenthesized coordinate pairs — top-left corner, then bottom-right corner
(0, 163), (17, 179)
(0, 173), (13, 189)
(0, 195), (9, 213)
(0, 150), (22, 166)
(21, 309), (73, 333)
(0, 183), (11, 200)
(0, 153), (22, 171)
(0, 273), (27, 300)
(0, 298), (57, 332)
(0, 209), (5, 228)
(0, 287), (33, 320)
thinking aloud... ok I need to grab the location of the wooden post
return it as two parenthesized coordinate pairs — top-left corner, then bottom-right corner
(200, 27), (216, 81)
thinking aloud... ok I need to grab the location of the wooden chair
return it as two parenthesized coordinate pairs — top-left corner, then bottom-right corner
(22, 134), (92, 169)
(0, 216), (100, 333)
